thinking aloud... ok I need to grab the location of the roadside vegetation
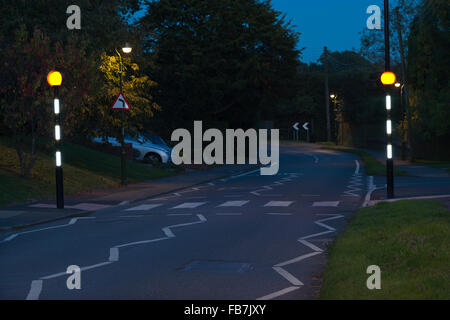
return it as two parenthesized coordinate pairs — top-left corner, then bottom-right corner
(0, 139), (178, 206)
(320, 199), (450, 300)
(416, 160), (450, 173)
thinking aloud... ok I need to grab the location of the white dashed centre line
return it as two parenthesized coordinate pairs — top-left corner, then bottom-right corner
(218, 200), (249, 207)
(171, 202), (206, 209)
(264, 201), (294, 207)
(312, 201), (340, 207)
(125, 204), (162, 211)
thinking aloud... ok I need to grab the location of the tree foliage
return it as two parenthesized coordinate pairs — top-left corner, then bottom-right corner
(140, 0), (301, 131)
(408, 0), (450, 140)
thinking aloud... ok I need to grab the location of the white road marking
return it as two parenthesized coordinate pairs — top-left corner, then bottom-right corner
(218, 201), (249, 207)
(229, 168), (261, 180)
(0, 217), (95, 244)
(362, 176), (377, 207)
(312, 201), (340, 207)
(275, 252), (322, 268)
(264, 201), (294, 207)
(109, 248), (119, 262)
(298, 239), (323, 252)
(273, 267), (303, 286)
(26, 280), (43, 300)
(115, 237), (168, 249)
(162, 227), (175, 238)
(26, 214), (208, 300)
(355, 160), (360, 175)
(118, 201), (130, 206)
(257, 286), (301, 301)
(171, 202), (206, 209)
(264, 213), (292, 216)
(260, 213), (344, 300)
(125, 204), (162, 211)
(119, 215), (146, 218)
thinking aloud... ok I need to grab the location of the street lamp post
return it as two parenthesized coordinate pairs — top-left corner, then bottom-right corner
(330, 94), (339, 145)
(47, 71), (64, 208)
(116, 43), (132, 186)
(395, 82), (407, 160)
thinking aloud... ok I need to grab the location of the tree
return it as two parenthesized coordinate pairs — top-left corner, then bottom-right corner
(407, 0), (450, 159)
(1, 27), (58, 178)
(139, 0), (301, 131)
(91, 53), (161, 139)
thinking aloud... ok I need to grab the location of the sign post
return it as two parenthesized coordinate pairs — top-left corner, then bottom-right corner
(111, 92), (131, 186)
(293, 122), (300, 141)
(303, 122), (310, 143)
(47, 71), (64, 209)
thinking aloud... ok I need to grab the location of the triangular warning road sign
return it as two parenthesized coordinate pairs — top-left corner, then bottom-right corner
(111, 92), (131, 110)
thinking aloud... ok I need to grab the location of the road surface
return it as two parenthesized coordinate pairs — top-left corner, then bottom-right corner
(0, 144), (369, 300)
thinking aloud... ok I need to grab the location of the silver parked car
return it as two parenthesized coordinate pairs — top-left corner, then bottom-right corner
(92, 133), (172, 164)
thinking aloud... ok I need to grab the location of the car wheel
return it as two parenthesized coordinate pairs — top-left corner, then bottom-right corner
(144, 153), (162, 165)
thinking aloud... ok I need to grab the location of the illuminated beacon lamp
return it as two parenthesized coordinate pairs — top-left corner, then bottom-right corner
(381, 71), (396, 86)
(47, 71), (64, 209)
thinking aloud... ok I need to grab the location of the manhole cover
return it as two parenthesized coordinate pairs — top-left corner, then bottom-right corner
(181, 260), (253, 274)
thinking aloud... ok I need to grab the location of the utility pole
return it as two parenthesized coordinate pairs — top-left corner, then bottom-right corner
(324, 46), (331, 141)
(394, 7), (414, 162)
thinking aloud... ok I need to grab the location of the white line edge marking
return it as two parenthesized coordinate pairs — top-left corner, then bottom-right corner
(362, 176), (376, 207)
(355, 160), (360, 175)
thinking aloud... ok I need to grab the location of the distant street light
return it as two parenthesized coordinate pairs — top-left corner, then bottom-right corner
(47, 71), (64, 209)
(122, 43), (132, 54)
(115, 43), (132, 186)
(395, 82), (401, 88)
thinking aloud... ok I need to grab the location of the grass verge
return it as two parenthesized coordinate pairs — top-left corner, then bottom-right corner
(320, 200), (450, 300)
(0, 140), (177, 206)
(416, 160), (450, 173)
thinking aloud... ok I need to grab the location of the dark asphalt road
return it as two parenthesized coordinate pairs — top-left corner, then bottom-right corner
(0, 144), (369, 300)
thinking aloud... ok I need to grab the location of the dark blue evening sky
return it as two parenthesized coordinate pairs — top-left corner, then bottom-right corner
(134, 0), (380, 63)
(271, 0), (378, 63)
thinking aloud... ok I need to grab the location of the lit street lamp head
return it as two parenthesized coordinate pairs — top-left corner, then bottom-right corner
(47, 71), (62, 87)
(395, 82), (401, 88)
(330, 94), (336, 99)
(122, 43), (132, 54)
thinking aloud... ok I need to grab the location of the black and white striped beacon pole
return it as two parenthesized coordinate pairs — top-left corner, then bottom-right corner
(47, 71), (64, 209)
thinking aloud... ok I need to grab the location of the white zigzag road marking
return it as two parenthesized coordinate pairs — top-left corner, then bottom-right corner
(250, 174), (299, 196)
(257, 214), (344, 300)
(0, 217), (95, 244)
(25, 214), (207, 300)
